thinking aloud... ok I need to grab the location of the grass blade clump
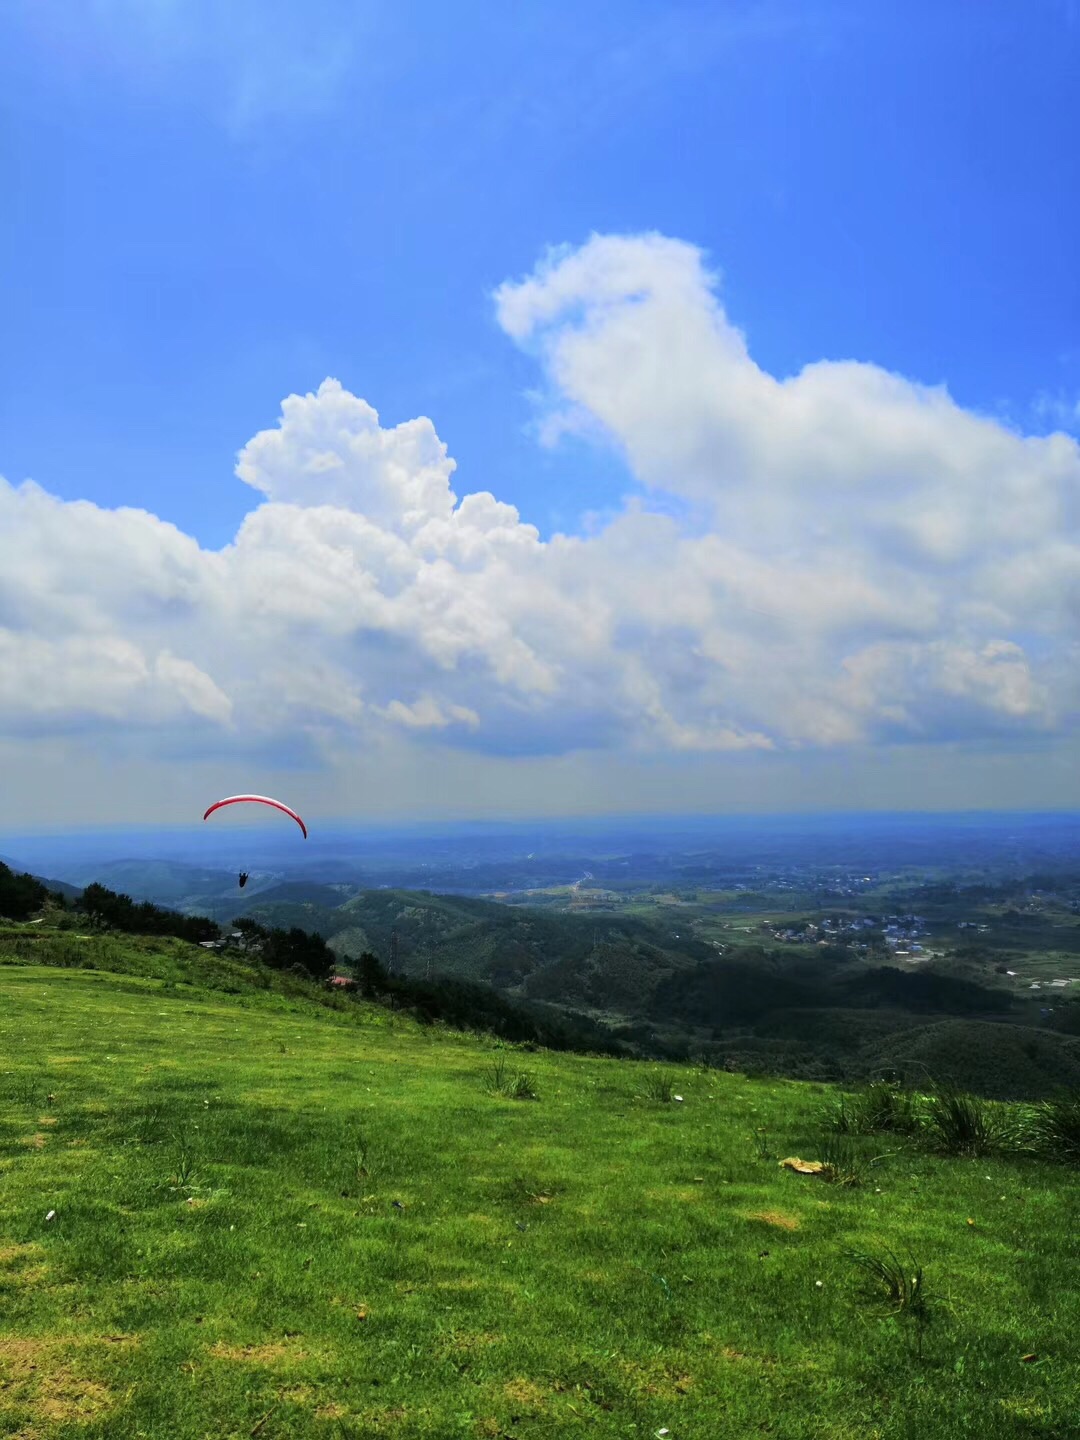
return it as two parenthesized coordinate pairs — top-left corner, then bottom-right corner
(484, 1056), (538, 1100)
(1023, 1088), (1080, 1164)
(924, 1087), (1018, 1157)
(169, 1130), (199, 1189)
(641, 1071), (675, 1102)
(817, 1134), (893, 1187)
(822, 1079), (923, 1137)
(847, 1248), (935, 1358)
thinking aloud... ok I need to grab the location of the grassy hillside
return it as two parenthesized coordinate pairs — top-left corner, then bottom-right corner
(1, 942), (1078, 1437)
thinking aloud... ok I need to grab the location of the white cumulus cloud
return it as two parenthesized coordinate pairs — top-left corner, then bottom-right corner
(2, 233), (1079, 785)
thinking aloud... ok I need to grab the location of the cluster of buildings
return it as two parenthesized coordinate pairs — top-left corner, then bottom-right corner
(764, 912), (932, 960)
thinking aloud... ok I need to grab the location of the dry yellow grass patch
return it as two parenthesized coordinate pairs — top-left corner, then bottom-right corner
(356, 1405), (408, 1430)
(209, 1340), (307, 1365)
(0, 1243), (45, 1266)
(502, 1379), (548, 1409)
(615, 1356), (693, 1399)
(315, 1402), (348, 1420)
(277, 1384), (313, 1405)
(36, 1117), (57, 1127)
(744, 1209), (801, 1230)
(17, 1134), (47, 1150)
(10, 1264), (49, 1289)
(999, 1398), (1052, 1421)
(0, 1337), (113, 1426)
(718, 1345), (779, 1367)
(441, 1331), (504, 1355)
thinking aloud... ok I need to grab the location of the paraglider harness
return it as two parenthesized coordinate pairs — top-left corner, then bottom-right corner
(238, 872), (249, 889)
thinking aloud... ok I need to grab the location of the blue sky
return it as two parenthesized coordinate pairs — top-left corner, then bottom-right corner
(4, 0), (1077, 542)
(1, 0), (1079, 826)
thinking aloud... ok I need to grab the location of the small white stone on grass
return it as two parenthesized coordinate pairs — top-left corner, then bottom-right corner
(45, 1210), (56, 1222)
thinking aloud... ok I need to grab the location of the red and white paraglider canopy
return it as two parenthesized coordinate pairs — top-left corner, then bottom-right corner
(202, 795), (308, 839)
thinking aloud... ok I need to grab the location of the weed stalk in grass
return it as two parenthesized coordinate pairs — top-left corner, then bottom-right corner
(169, 1129), (198, 1189)
(751, 1127), (774, 1162)
(354, 1132), (371, 1182)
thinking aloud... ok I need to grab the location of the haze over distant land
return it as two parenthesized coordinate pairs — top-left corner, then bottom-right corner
(2, 3), (1078, 827)
(3, 811), (1079, 896)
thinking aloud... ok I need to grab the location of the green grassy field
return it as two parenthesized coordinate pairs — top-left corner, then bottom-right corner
(1, 960), (1078, 1439)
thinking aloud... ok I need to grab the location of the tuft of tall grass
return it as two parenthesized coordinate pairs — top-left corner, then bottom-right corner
(822, 1079), (924, 1137)
(847, 1247), (937, 1357)
(641, 1071), (675, 1102)
(816, 1134), (897, 1187)
(169, 1130), (199, 1188)
(849, 1247), (926, 1316)
(484, 1056), (538, 1100)
(924, 1087), (1020, 1157)
(1022, 1088), (1080, 1164)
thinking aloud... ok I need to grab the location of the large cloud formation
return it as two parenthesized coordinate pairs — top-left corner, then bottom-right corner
(2, 232), (1078, 771)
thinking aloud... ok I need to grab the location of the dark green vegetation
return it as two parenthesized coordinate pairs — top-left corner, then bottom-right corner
(1, 938), (1078, 1439)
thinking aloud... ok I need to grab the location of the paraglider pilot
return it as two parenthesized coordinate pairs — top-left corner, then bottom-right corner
(238, 872), (249, 889)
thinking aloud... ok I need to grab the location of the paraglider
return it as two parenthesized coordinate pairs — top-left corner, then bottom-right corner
(202, 796), (307, 887)
(202, 795), (308, 838)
